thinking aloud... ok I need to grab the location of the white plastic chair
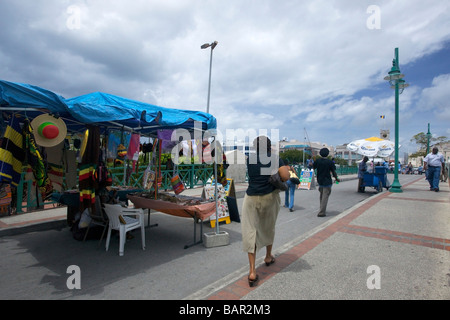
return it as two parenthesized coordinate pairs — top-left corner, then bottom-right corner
(103, 204), (145, 256)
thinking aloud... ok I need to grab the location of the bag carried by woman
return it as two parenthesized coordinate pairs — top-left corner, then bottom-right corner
(289, 168), (300, 185)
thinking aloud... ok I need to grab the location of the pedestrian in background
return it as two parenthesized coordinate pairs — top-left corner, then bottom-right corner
(423, 147), (445, 192)
(284, 160), (297, 212)
(440, 165), (448, 182)
(241, 136), (286, 287)
(306, 155), (314, 170)
(357, 156), (369, 193)
(313, 148), (339, 217)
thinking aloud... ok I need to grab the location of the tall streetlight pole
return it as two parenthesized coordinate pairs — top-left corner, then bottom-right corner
(201, 41), (221, 235)
(201, 41), (218, 114)
(384, 48), (409, 193)
(426, 123), (431, 155)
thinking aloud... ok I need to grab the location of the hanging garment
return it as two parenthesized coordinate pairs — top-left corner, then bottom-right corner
(127, 133), (140, 160)
(0, 115), (25, 187)
(23, 119), (53, 199)
(158, 129), (177, 153)
(46, 141), (65, 192)
(64, 149), (78, 189)
(202, 142), (213, 164)
(127, 133), (140, 171)
(79, 163), (96, 210)
(79, 125), (100, 213)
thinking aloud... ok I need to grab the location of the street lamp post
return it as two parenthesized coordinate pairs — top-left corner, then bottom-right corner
(201, 41), (218, 114)
(384, 48), (409, 193)
(201, 41), (222, 236)
(426, 123), (431, 155)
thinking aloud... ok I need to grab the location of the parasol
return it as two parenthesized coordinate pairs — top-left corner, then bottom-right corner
(347, 137), (397, 158)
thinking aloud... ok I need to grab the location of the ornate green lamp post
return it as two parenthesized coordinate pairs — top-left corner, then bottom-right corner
(426, 123), (431, 155)
(384, 48), (409, 193)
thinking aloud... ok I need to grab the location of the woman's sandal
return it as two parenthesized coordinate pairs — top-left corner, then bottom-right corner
(248, 274), (259, 287)
(265, 256), (275, 266)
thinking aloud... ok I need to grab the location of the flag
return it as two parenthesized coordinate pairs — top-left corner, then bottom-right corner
(380, 115), (385, 119)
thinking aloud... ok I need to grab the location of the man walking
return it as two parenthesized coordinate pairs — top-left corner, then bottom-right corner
(313, 148), (339, 217)
(423, 147), (445, 192)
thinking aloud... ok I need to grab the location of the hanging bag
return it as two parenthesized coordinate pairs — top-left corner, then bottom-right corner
(289, 168), (300, 185)
(142, 153), (155, 190)
(171, 164), (185, 195)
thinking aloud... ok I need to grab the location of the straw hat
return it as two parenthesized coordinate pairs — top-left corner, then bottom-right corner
(31, 114), (67, 148)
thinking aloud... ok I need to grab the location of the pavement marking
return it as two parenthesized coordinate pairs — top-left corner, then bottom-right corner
(340, 225), (450, 251)
(387, 196), (450, 203)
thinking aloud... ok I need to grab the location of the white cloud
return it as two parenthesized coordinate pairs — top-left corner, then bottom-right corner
(1, 0), (450, 148)
(418, 74), (450, 120)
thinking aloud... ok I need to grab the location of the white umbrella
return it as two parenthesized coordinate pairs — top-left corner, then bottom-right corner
(347, 137), (397, 158)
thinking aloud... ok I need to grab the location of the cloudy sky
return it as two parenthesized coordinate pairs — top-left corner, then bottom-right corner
(1, 0), (450, 153)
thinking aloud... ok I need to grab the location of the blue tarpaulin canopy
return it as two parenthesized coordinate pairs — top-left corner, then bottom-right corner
(65, 91), (216, 133)
(0, 80), (216, 135)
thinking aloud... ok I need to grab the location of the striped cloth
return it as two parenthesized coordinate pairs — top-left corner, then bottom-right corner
(79, 163), (96, 208)
(0, 115), (25, 187)
(79, 125), (100, 213)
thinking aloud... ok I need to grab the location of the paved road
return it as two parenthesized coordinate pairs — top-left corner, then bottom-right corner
(0, 174), (375, 300)
(1, 174), (434, 301)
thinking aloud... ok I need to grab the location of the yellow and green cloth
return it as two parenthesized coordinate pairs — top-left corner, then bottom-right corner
(0, 115), (25, 187)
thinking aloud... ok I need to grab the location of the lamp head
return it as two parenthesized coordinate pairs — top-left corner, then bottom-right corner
(388, 58), (400, 74)
(201, 41), (218, 50)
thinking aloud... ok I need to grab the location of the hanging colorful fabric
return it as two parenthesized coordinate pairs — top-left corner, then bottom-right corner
(0, 115), (25, 187)
(79, 163), (96, 207)
(79, 125), (100, 213)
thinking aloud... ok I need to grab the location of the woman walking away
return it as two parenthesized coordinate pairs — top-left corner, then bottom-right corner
(241, 136), (287, 287)
(284, 160), (297, 212)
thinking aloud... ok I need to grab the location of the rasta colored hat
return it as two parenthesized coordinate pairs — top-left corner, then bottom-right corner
(31, 114), (67, 148)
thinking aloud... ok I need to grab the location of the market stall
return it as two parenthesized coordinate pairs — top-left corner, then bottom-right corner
(128, 192), (216, 249)
(1, 80), (222, 248)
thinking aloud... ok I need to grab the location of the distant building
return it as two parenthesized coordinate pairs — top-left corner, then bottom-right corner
(279, 139), (334, 158)
(335, 143), (361, 165)
(436, 141), (450, 163)
(404, 141), (449, 168)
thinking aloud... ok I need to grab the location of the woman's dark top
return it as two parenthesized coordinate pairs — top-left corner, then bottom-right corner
(246, 155), (284, 196)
